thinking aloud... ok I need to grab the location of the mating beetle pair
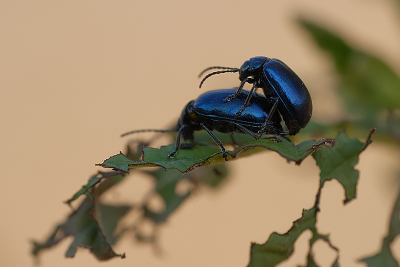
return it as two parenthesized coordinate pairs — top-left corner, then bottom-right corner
(122, 88), (283, 160)
(123, 56), (312, 160)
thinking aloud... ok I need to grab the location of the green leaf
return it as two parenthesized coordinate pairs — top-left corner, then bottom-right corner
(359, 187), (400, 266)
(248, 208), (318, 267)
(360, 241), (399, 267)
(313, 130), (373, 204)
(298, 18), (400, 115)
(98, 136), (334, 173)
(248, 207), (338, 267)
(100, 152), (136, 172)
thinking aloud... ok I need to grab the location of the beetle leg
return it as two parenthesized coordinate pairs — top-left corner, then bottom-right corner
(223, 77), (252, 103)
(231, 122), (281, 143)
(167, 125), (186, 159)
(231, 122), (259, 139)
(257, 98), (279, 139)
(236, 82), (258, 116)
(200, 123), (228, 161)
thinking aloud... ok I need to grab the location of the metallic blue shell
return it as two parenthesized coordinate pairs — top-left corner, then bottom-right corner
(193, 88), (282, 131)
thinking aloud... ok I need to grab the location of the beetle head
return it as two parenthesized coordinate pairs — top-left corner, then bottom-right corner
(180, 101), (197, 125)
(239, 56), (270, 82)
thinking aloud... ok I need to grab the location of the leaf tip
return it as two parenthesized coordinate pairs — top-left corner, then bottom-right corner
(366, 128), (375, 145)
(343, 197), (352, 205)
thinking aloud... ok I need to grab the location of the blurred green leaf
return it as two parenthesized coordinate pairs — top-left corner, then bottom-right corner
(360, 242), (399, 267)
(65, 176), (100, 204)
(31, 198), (130, 261)
(313, 130), (373, 204)
(359, 187), (400, 266)
(66, 172), (126, 206)
(142, 168), (191, 224)
(299, 18), (400, 116)
(139, 164), (228, 224)
(189, 162), (229, 188)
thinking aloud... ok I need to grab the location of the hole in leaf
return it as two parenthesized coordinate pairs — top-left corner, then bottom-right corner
(175, 178), (193, 196)
(392, 235), (400, 263)
(147, 194), (166, 213)
(312, 239), (338, 267)
(119, 208), (142, 231)
(277, 230), (311, 267)
(135, 219), (157, 243)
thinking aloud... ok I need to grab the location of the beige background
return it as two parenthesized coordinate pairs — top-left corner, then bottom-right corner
(1, 0), (400, 266)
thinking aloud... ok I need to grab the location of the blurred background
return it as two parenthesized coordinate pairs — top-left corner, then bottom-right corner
(1, 0), (400, 266)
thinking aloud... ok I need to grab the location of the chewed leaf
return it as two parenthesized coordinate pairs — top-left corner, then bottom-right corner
(248, 208), (318, 267)
(313, 130), (373, 204)
(233, 136), (333, 164)
(248, 207), (338, 267)
(98, 136), (334, 173)
(143, 144), (224, 172)
(100, 152), (138, 172)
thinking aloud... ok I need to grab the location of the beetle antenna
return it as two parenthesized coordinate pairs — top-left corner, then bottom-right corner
(121, 129), (177, 137)
(199, 69), (239, 88)
(198, 66), (239, 78)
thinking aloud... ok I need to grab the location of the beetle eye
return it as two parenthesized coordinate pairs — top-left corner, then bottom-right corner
(239, 70), (249, 81)
(186, 101), (195, 113)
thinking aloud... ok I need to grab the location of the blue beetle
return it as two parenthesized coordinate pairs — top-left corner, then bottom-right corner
(199, 56), (312, 135)
(122, 89), (284, 160)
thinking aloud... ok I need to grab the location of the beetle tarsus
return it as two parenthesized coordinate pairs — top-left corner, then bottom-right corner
(235, 105), (248, 117)
(223, 94), (236, 103)
(167, 150), (177, 159)
(222, 151), (228, 161)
